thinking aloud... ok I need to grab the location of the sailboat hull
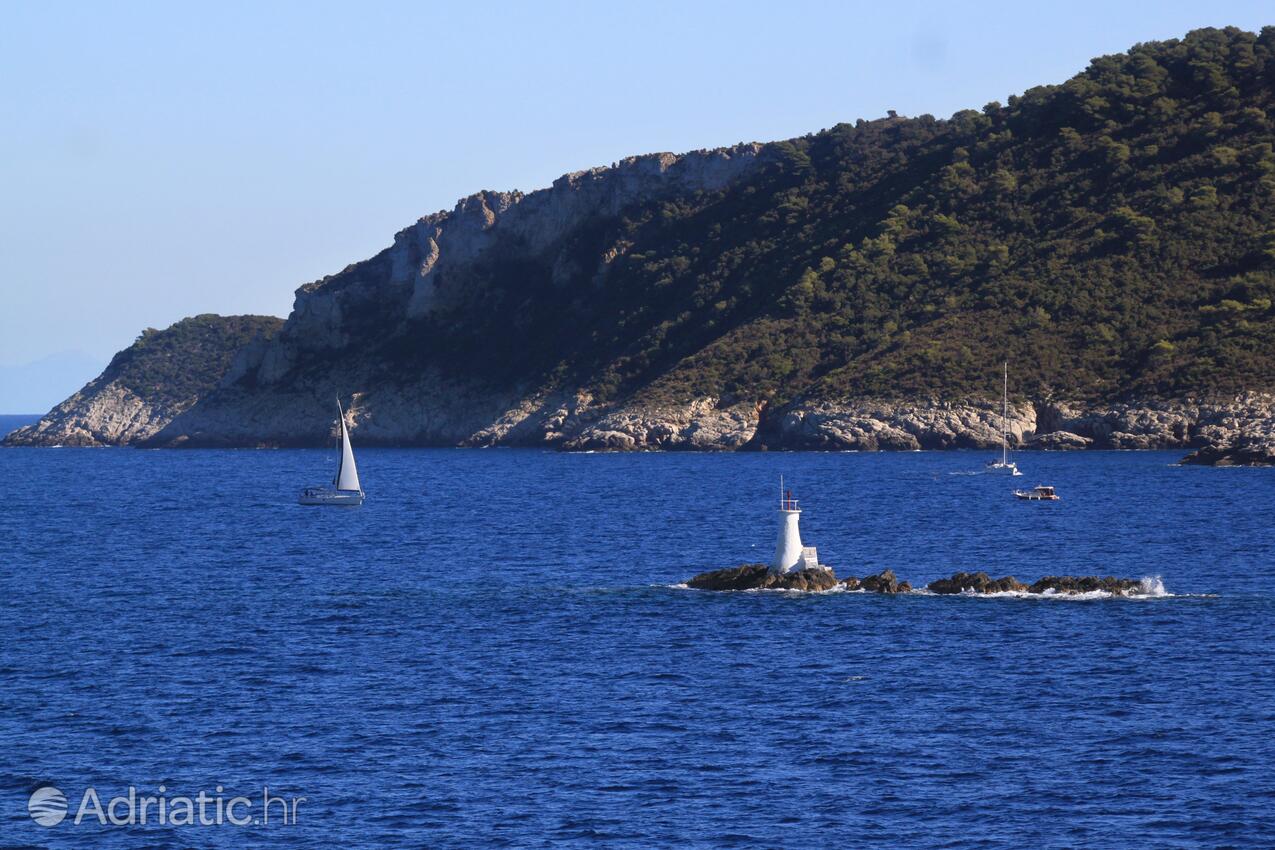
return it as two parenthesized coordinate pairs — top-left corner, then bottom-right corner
(298, 488), (364, 506)
(985, 462), (1022, 475)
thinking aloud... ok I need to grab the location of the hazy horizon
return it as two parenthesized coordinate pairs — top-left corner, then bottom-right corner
(2, 1), (1272, 413)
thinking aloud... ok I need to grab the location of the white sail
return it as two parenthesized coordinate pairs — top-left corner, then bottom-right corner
(335, 402), (361, 492)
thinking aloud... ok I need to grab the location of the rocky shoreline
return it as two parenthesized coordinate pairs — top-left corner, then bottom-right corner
(8, 385), (1274, 467)
(684, 566), (1159, 597)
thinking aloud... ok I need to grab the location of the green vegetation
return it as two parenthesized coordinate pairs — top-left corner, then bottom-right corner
(389, 27), (1275, 406)
(95, 314), (282, 405)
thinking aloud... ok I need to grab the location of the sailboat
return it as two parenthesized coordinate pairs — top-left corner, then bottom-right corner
(299, 400), (365, 506)
(985, 362), (1022, 476)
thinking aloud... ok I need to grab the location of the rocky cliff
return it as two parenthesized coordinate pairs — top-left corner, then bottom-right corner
(225, 145), (764, 388)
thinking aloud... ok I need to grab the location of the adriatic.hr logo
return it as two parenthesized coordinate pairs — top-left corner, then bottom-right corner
(27, 786), (68, 826)
(25, 783), (304, 827)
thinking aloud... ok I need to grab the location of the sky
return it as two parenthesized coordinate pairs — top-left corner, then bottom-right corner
(1, 0), (1272, 412)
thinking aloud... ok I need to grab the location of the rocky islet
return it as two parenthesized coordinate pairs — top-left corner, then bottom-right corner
(684, 566), (1157, 597)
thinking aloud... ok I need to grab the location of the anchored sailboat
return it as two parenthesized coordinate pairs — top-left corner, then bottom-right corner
(985, 362), (1022, 476)
(299, 400), (365, 506)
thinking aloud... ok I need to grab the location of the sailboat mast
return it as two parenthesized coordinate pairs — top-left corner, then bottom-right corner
(333, 399), (345, 487)
(1001, 362), (1009, 465)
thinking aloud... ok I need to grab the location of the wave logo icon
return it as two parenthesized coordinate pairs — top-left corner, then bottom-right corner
(28, 785), (68, 827)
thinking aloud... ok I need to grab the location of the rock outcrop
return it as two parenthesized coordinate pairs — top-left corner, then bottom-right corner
(684, 564), (838, 592)
(1026, 431), (1093, 451)
(562, 399), (759, 451)
(1179, 421), (1275, 466)
(1026, 575), (1144, 595)
(853, 569), (912, 594)
(1180, 439), (1275, 466)
(682, 565), (911, 594)
(922, 571), (1155, 596)
(927, 572), (1028, 594)
(680, 566), (901, 595)
(770, 402), (1035, 451)
(1029, 397), (1275, 452)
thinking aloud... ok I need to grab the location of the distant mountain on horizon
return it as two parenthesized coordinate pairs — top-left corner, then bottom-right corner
(7, 26), (1275, 456)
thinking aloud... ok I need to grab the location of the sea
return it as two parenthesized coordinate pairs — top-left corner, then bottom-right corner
(1, 435), (1273, 848)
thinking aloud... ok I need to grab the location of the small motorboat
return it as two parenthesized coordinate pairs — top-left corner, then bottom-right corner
(1014, 485), (1059, 501)
(299, 399), (364, 506)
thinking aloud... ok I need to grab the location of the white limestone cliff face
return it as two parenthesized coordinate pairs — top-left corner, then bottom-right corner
(763, 395), (1275, 453)
(1032, 394), (1275, 450)
(773, 400), (1038, 451)
(12, 369), (1275, 453)
(248, 144), (764, 387)
(120, 387), (1275, 452)
(560, 398), (761, 451)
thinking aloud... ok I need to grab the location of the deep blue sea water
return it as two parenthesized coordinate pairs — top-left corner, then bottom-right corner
(1, 446), (1273, 848)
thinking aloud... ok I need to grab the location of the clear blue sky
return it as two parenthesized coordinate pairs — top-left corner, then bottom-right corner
(1, 1), (1271, 410)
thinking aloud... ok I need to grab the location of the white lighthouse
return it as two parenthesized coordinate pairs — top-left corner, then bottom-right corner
(770, 476), (823, 574)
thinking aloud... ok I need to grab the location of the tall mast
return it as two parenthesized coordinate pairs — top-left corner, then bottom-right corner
(333, 398), (345, 487)
(1001, 362), (1009, 465)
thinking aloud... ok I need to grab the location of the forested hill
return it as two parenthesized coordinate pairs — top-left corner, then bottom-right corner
(399, 26), (1275, 408)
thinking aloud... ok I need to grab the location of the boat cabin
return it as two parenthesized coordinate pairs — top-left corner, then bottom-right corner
(1015, 485), (1060, 501)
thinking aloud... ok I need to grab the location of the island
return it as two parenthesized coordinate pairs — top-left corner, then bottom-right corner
(7, 28), (1274, 460)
